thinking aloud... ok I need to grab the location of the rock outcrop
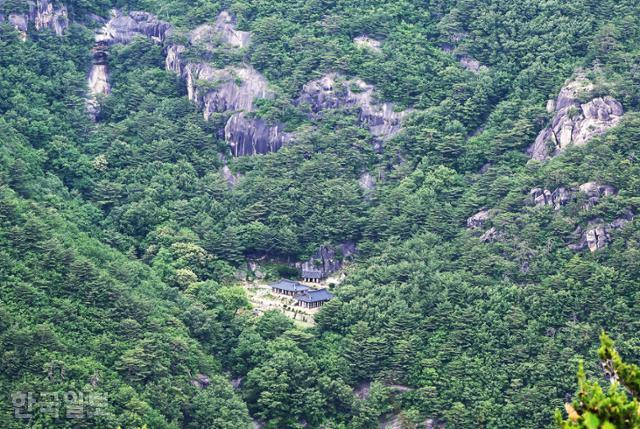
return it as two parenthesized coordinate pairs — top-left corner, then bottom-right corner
(221, 165), (239, 188)
(298, 243), (356, 280)
(458, 54), (485, 73)
(569, 211), (634, 252)
(529, 187), (571, 210)
(86, 41), (110, 115)
(225, 113), (293, 157)
(529, 182), (617, 210)
(87, 10), (171, 116)
(0, 0), (68, 39)
(94, 10), (172, 45)
(190, 374), (211, 389)
(579, 182), (617, 210)
(213, 10), (250, 48)
(166, 12), (290, 156)
(358, 172), (376, 192)
(181, 64), (270, 120)
(185, 12), (250, 49)
(440, 42), (487, 73)
(297, 73), (411, 142)
(354, 36), (381, 53)
(467, 209), (489, 228)
(528, 75), (624, 161)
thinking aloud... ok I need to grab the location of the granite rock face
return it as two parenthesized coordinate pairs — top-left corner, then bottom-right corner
(0, 0), (68, 39)
(570, 211), (634, 252)
(466, 209), (489, 228)
(529, 187), (571, 210)
(95, 10), (172, 45)
(186, 12), (250, 49)
(298, 73), (411, 141)
(528, 75), (624, 161)
(225, 113), (293, 157)
(166, 12), (290, 156)
(213, 10), (250, 47)
(182, 64), (270, 120)
(298, 243), (356, 280)
(579, 182), (617, 210)
(87, 10), (171, 116)
(529, 182), (617, 210)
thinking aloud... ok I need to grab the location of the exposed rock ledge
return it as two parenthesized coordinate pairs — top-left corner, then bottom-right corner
(528, 74), (624, 161)
(0, 0), (68, 40)
(354, 36), (381, 53)
(85, 9), (289, 157)
(569, 210), (634, 252)
(165, 13), (292, 157)
(225, 113), (292, 157)
(529, 182), (616, 210)
(440, 42), (487, 73)
(87, 10), (172, 116)
(94, 10), (172, 45)
(297, 243), (356, 280)
(297, 73), (411, 142)
(466, 209), (489, 228)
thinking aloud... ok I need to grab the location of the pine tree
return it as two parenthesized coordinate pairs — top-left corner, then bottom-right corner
(556, 332), (640, 428)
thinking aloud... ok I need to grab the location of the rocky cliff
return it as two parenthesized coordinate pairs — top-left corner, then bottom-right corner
(298, 73), (411, 143)
(225, 113), (293, 157)
(87, 10), (171, 116)
(213, 11), (250, 48)
(165, 12), (290, 156)
(0, 0), (68, 40)
(95, 10), (172, 45)
(529, 187), (571, 210)
(528, 74), (624, 161)
(529, 181), (618, 211)
(298, 243), (356, 280)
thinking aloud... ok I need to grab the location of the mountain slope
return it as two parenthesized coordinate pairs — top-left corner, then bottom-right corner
(1, 1), (640, 428)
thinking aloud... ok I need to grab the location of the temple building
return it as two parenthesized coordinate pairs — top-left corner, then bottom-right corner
(301, 267), (323, 283)
(269, 279), (310, 296)
(294, 289), (334, 309)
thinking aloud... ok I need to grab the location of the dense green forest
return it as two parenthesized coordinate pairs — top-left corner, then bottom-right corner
(1, 0), (640, 428)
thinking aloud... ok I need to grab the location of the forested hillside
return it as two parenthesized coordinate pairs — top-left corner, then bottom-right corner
(1, 0), (640, 428)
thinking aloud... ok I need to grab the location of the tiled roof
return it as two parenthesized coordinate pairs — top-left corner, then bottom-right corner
(294, 288), (334, 303)
(302, 269), (323, 279)
(269, 279), (310, 293)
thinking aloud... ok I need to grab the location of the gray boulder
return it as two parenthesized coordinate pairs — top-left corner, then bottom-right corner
(298, 73), (411, 141)
(570, 211), (634, 252)
(529, 187), (571, 210)
(467, 209), (489, 228)
(528, 74), (624, 161)
(579, 182), (617, 210)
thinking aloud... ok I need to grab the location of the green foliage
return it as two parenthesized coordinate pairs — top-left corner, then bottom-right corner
(3, 0), (640, 428)
(556, 333), (640, 429)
